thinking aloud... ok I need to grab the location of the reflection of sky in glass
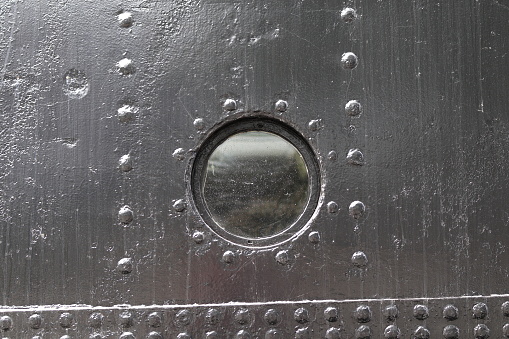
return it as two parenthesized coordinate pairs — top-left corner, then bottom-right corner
(203, 131), (309, 239)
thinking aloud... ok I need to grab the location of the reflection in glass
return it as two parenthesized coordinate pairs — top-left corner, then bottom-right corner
(202, 131), (309, 239)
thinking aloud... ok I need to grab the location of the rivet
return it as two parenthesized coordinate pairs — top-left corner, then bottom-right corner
(349, 201), (365, 219)
(147, 312), (162, 327)
(443, 304), (458, 320)
(63, 69), (89, 99)
(294, 308), (309, 324)
(206, 331), (219, 339)
(193, 118), (205, 131)
(327, 150), (338, 161)
(265, 328), (283, 339)
(351, 251), (368, 268)
(347, 149), (364, 165)
(474, 324), (490, 339)
(117, 105), (137, 123)
(32, 336), (42, 339)
(28, 314), (42, 329)
(355, 325), (371, 339)
(413, 304), (429, 320)
(236, 330), (251, 339)
(119, 154), (133, 172)
(119, 311), (133, 327)
(234, 308), (250, 325)
(88, 312), (103, 328)
(308, 231), (320, 244)
(473, 302), (488, 319)
(147, 332), (163, 339)
(173, 199), (187, 212)
(384, 325), (400, 339)
(117, 58), (135, 76)
(503, 301), (509, 316)
(0, 315), (13, 330)
(327, 201), (339, 213)
(90, 335), (102, 339)
(177, 333), (191, 339)
(205, 308), (220, 325)
(275, 100), (288, 112)
(355, 305), (372, 323)
(413, 326), (430, 339)
(175, 310), (191, 326)
(341, 52), (358, 70)
(118, 12), (134, 28)
(442, 325), (459, 339)
(345, 100), (362, 117)
(264, 309), (279, 325)
(223, 99), (237, 111)
(341, 7), (357, 22)
(295, 327), (311, 339)
(222, 250), (235, 264)
(59, 312), (73, 328)
(275, 250), (289, 265)
(118, 205), (134, 224)
(172, 148), (186, 161)
(192, 231), (204, 244)
(308, 119), (321, 131)
(324, 306), (338, 322)
(61, 336), (72, 339)
(503, 323), (509, 337)
(383, 305), (398, 321)
(117, 257), (133, 274)
(119, 333), (135, 339)
(325, 327), (341, 339)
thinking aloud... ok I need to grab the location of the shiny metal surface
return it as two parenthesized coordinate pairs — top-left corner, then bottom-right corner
(1, 0), (508, 337)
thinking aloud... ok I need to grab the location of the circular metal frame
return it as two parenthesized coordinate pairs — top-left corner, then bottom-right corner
(190, 116), (321, 247)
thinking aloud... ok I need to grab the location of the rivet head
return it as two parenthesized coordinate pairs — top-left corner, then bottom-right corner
(236, 330), (251, 339)
(147, 332), (163, 339)
(308, 119), (321, 131)
(355, 325), (371, 339)
(147, 312), (162, 327)
(222, 250), (235, 264)
(503, 323), (509, 337)
(0, 315), (13, 330)
(473, 302), (488, 319)
(119, 333), (135, 339)
(61, 336), (72, 339)
(384, 325), (400, 339)
(59, 312), (73, 328)
(117, 58), (135, 76)
(443, 325), (459, 339)
(503, 301), (509, 316)
(223, 98), (237, 111)
(177, 333), (191, 339)
(119, 154), (133, 172)
(117, 257), (133, 274)
(265, 328), (283, 339)
(413, 304), (429, 320)
(308, 231), (320, 244)
(345, 100), (362, 117)
(234, 308), (250, 325)
(205, 308), (220, 325)
(295, 327), (311, 339)
(341, 52), (358, 70)
(474, 324), (490, 339)
(193, 118), (205, 131)
(327, 150), (338, 161)
(117, 12), (134, 28)
(119, 311), (133, 327)
(264, 309), (279, 325)
(351, 251), (368, 268)
(341, 7), (357, 22)
(172, 148), (186, 161)
(118, 205), (134, 224)
(192, 231), (204, 244)
(325, 327), (341, 339)
(173, 199), (187, 212)
(88, 312), (103, 328)
(275, 100), (288, 112)
(275, 250), (289, 265)
(413, 326), (430, 339)
(28, 314), (42, 329)
(355, 305), (372, 323)
(383, 305), (399, 321)
(349, 201), (365, 219)
(90, 335), (102, 339)
(206, 331), (219, 339)
(347, 149), (364, 165)
(324, 307), (339, 322)
(327, 201), (339, 213)
(443, 304), (458, 320)
(117, 105), (137, 122)
(175, 310), (191, 326)
(294, 308), (309, 324)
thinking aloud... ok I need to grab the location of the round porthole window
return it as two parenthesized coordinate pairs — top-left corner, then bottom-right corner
(190, 117), (320, 247)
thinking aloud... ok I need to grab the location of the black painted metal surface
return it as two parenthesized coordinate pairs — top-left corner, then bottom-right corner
(1, 0), (509, 337)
